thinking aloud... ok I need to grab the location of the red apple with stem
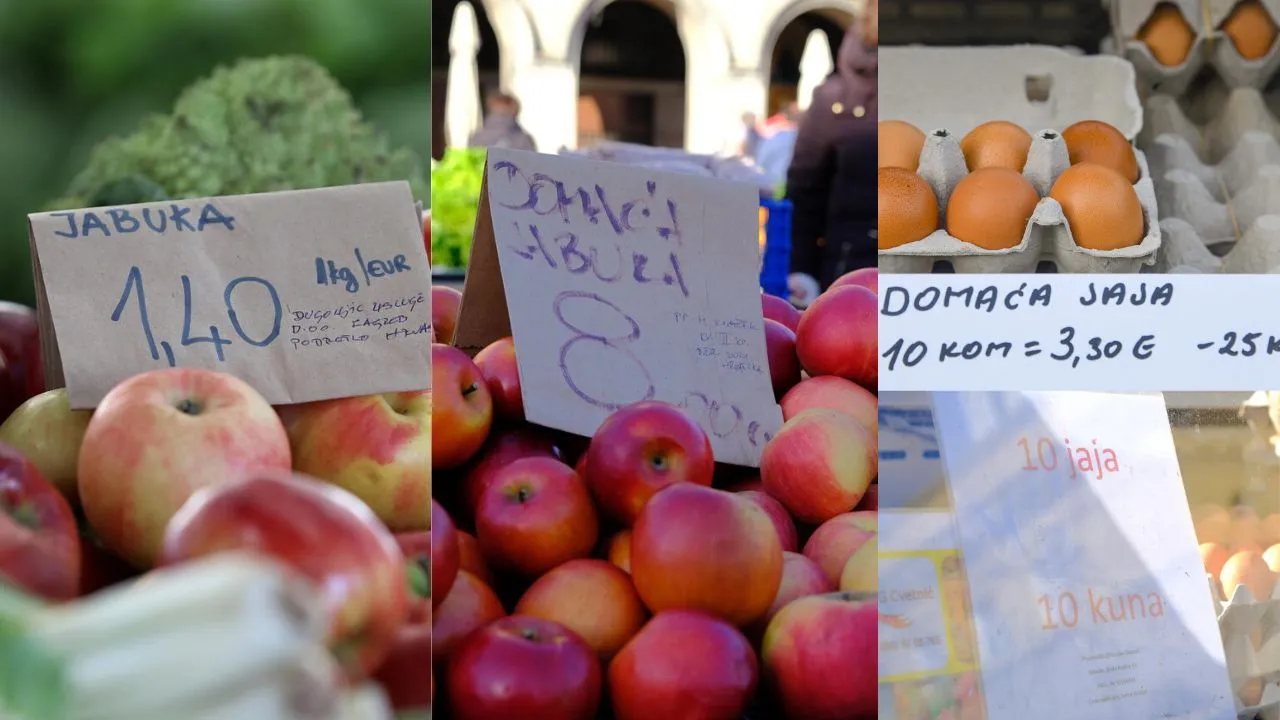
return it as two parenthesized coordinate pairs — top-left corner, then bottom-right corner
(160, 471), (407, 680)
(631, 484), (783, 627)
(430, 499), (460, 609)
(447, 615), (602, 720)
(475, 457), (598, 577)
(0, 442), (80, 600)
(461, 427), (561, 522)
(432, 285), (463, 346)
(795, 285), (877, 388)
(432, 344), (494, 470)
(77, 368), (292, 568)
(585, 401), (715, 526)
(609, 609), (758, 720)
(474, 336), (524, 422)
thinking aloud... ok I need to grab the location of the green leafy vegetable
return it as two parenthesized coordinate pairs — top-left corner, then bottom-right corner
(429, 148), (487, 271)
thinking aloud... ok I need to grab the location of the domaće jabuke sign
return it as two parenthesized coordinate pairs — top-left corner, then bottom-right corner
(453, 148), (783, 467)
(28, 182), (432, 409)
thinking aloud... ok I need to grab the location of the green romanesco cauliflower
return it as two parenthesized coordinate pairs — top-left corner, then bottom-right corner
(49, 55), (426, 210)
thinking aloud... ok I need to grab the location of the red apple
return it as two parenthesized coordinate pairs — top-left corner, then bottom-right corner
(461, 427), (562, 521)
(78, 368), (291, 568)
(515, 558), (648, 660)
(585, 401), (714, 526)
(284, 391), (430, 532)
(761, 293), (802, 334)
(0, 442), (80, 600)
(432, 570), (505, 663)
(795, 285), (877, 388)
(750, 552), (833, 640)
(446, 615), (602, 720)
(431, 500), (461, 610)
(736, 489), (799, 552)
(761, 409), (876, 524)
(609, 609), (758, 720)
(475, 457), (598, 576)
(474, 336), (524, 422)
(456, 530), (493, 585)
(764, 319), (801, 398)
(160, 471), (406, 680)
(373, 622), (432, 711)
(396, 530), (432, 622)
(803, 511), (879, 587)
(432, 344), (493, 470)
(432, 285), (463, 346)
(0, 302), (43, 422)
(631, 484), (783, 627)
(830, 267), (878, 294)
(762, 592), (877, 719)
(780, 375), (878, 431)
(0, 388), (93, 505)
(606, 529), (633, 573)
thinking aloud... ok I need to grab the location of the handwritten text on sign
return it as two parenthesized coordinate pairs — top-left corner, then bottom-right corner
(933, 392), (1234, 720)
(879, 274), (1280, 392)
(29, 182), (432, 409)
(485, 149), (782, 466)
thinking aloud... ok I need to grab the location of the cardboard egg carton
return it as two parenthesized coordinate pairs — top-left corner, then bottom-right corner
(878, 128), (1162, 273)
(879, 45), (1160, 273)
(1137, 87), (1280, 272)
(1211, 578), (1280, 719)
(1104, 0), (1280, 96)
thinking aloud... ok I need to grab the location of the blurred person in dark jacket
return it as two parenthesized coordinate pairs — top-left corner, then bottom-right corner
(785, 1), (877, 306)
(469, 91), (537, 151)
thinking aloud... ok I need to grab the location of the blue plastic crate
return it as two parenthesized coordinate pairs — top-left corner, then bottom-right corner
(759, 198), (792, 299)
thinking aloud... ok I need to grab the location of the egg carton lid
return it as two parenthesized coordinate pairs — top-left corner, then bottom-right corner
(880, 44), (1143, 141)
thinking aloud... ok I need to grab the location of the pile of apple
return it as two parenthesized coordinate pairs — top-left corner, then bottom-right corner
(428, 268), (880, 719)
(0, 358), (432, 712)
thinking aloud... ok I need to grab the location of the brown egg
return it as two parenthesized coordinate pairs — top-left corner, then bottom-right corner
(1061, 120), (1140, 184)
(1049, 163), (1145, 251)
(959, 121), (1032, 172)
(1137, 4), (1196, 66)
(1220, 549), (1276, 601)
(879, 120), (926, 170)
(878, 167), (939, 249)
(946, 168), (1040, 250)
(1223, 0), (1278, 60)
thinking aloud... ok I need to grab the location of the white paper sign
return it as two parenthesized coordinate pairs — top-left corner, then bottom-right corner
(932, 391), (1235, 720)
(879, 274), (1280, 392)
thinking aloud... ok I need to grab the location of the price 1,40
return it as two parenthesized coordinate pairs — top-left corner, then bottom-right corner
(111, 265), (283, 366)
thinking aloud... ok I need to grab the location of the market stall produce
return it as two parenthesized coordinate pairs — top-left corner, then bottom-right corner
(429, 267), (879, 719)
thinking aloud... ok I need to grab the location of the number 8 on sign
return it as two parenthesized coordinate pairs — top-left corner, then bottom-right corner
(553, 290), (655, 411)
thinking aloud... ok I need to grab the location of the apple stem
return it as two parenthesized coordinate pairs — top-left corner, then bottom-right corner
(521, 627), (538, 642)
(174, 399), (202, 416)
(462, 383), (480, 398)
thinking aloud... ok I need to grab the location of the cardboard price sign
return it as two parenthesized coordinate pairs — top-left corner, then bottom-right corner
(28, 182), (432, 409)
(931, 391), (1235, 720)
(454, 149), (782, 467)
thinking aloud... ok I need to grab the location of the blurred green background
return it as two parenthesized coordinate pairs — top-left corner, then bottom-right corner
(0, 0), (430, 306)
